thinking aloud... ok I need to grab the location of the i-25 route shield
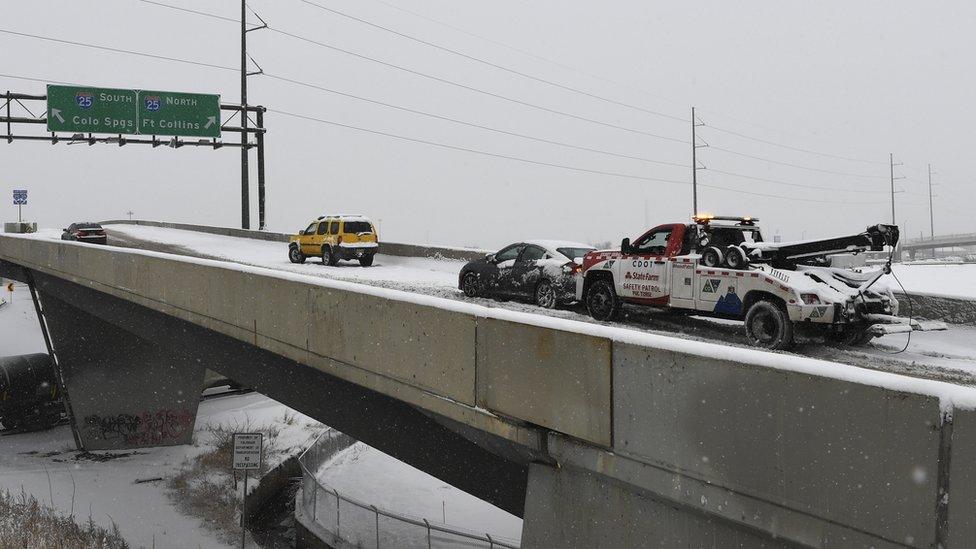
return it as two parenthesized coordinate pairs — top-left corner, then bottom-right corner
(46, 85), (139, 135)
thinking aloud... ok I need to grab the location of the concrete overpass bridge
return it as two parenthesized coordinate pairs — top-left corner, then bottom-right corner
(4, 232), (976, 547)
(902, 233), (976, 259)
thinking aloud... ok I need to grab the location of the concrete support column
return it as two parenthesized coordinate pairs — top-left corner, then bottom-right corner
(520, 462), (778, 548)
(40, 292), (206, 450)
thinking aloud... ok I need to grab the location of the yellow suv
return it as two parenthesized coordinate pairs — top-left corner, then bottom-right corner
(288, 215), (379, 267)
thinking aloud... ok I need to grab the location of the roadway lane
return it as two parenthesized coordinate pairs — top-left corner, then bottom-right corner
(78, 225), (976, 386)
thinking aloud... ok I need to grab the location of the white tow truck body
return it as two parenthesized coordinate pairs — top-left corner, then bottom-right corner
(578, 217), (945, 348)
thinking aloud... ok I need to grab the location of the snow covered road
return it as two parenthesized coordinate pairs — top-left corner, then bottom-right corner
(16, 224), (976, 386)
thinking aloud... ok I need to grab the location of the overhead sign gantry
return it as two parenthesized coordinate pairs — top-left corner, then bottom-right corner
(46, 85), (221, 138)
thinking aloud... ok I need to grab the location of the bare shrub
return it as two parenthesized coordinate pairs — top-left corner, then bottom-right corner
(0, 487), (129, 548)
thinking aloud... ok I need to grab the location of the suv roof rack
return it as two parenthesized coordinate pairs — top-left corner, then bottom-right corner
(693, 214), (758, 226)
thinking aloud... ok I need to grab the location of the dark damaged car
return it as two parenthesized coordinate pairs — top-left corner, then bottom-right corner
(459, 240), (594, 308)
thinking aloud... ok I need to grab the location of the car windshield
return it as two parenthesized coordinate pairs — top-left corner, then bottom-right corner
(556, 247), (592, 260)
(343, 221), (373, 234)
(77, 223), (102, 230)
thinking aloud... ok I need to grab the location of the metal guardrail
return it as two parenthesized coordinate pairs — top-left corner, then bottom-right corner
(297, 431), (520, 549)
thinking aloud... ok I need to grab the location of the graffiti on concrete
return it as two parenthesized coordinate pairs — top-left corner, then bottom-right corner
(85, 409), (194, 446)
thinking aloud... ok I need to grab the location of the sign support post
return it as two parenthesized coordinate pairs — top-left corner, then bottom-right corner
(233, 432), (262, 549)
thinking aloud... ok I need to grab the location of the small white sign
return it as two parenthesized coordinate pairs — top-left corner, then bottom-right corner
(233, 433), (263, 471)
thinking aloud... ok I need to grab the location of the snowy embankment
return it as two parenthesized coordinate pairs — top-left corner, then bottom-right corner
(313, 442), (522, 545)
(885, 263), (976, 301)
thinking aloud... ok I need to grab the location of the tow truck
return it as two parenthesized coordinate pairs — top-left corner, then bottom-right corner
(578, 215), (947, 350)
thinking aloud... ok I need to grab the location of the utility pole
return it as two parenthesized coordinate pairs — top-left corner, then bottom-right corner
(691, 107), (707, 216)
(928, 163), (935, 240)
(889, 153), (896, 225)
(240, 0), (250, 230)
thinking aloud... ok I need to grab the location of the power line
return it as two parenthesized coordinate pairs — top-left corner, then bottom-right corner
(705, 124), (887, 165)
(363, 0), (892, 168)
(270, 108), (901, 205)
(707, 145), (888, 179)
(128, 0), (689, 144)
(262, 27), (688, 144)
(0, 28), (237, 72)
(707, 168), (891, 194)
(136, 0), (241, 24)
(263, 72), (688, 168)
(295, 0), (688, 123)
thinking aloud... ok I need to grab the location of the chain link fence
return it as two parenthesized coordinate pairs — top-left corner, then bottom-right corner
(297, 431), (520, 549)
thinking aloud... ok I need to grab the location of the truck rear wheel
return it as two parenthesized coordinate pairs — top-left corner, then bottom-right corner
(744, 300), (794, 350)
(725, 246), (749, 270)
(586, 279), (620, 321)
(359, 253), (374, 267)
(702, 246), (724, 268)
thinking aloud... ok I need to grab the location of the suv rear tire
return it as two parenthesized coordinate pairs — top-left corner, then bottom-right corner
(744, 300), (794, 350)
(359, 254), (374, 267)
(586, 279), (620, 321)
(289, 246), (306, 264)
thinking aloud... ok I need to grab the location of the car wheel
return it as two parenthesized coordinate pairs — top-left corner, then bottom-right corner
(701, 246), (724, 268)
(725, 245), (749, 270)
(461, 272), (482, 298)
(535, 279), (557, 309)
(322, 246), (338, 266)
(359, 254), (374, 267)
(744, 300), (794, 350)
(586, 279), (620, 321)
(288, 246), (306, 264)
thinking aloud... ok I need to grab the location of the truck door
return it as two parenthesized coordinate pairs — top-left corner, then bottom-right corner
(300, 222), (318, 255)
(619, 226), (673, 304)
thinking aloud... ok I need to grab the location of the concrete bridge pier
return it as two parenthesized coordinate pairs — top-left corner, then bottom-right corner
(38, 291), (206, 451)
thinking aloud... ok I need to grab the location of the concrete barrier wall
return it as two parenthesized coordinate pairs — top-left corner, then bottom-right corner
(610, 342), (944, 547)
(948, 407), (976, 545)
(476, 318), (612, 446)
(100, 219), (489, 261)
(895, 292), (976, 326)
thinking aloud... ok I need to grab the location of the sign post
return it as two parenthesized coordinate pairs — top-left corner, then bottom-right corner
(46, 85), (221, 138)
(12, 189), (27, 223)
(233, 433), (262, 548)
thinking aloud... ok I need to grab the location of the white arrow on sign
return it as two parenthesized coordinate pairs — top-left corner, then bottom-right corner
(51, 109), (65, 123)
(204, 116), (216, 129)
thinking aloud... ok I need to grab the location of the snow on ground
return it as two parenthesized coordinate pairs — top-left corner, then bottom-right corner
(315, 442), (522, 545)
(885, 263), (976, 301)
(0, 282), (47, 355)
(0, 391), (320, 549)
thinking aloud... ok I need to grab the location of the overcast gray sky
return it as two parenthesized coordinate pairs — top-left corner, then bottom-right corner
(1, 0), (973, 249)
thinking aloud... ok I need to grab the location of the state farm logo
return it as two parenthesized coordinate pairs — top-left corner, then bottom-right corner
(625, 271), (658, 281)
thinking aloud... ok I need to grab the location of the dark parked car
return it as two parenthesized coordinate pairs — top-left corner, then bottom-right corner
(61, 222), (107, 244)
(459, 240), (594, 308)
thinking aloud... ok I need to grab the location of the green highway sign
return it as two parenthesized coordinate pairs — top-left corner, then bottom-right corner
(139, 90), (221, 138)
(46, 85), (221, 138)
(47, 85), (138, 135)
